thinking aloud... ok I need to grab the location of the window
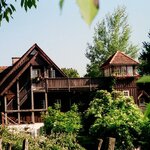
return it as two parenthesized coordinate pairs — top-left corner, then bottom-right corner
(104, 68), (109, 76)
(123, 90), (130, 97)
(31, 69), (41, 79)
(121, 66), (126, 76)
(114, 67), (121, 76)
(50, 68), (56, 78)
(30, 49), (37, 55)
(127, 66), (133, 76)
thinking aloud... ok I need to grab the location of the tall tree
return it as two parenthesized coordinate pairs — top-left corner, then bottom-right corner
(85, 6), (139, 77)
(138, 32), (150, 75)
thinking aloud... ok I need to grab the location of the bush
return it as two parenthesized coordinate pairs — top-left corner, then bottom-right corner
(85, 90), (144, 149)
(0, 126), (85, 150)
(42, 103), (82, 134)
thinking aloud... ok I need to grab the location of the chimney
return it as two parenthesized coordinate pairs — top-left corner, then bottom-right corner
(12, 57), (20, 65)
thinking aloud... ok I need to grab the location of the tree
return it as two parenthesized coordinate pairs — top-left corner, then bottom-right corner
(85, 90), (144, 149)
(0, 0), (99, 25)
(61, 68), (80, 77)
(138, 32), (150, 75)
(85, 6), (139, 77)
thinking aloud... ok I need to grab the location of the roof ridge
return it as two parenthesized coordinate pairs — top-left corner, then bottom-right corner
(109, 51), (119, 64)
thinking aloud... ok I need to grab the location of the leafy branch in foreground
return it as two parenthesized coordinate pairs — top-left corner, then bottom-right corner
(0, 0), (99, 25)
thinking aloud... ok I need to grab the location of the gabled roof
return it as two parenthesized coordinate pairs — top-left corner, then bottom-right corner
(0, 44), (67, 96)
(101, 51), (139, 68)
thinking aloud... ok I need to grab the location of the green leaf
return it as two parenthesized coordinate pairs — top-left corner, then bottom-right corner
(59, 0), (64, 11)
(76, 0), (99, 25)
(10, 4), (16, 12)
(21, 0), (25, 7)
(1, 0), (7, 8)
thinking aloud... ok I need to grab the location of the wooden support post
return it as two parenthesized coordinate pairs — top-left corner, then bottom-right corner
(97, 139), (103, 150)
(68, 78), (70, 92)
(1, 112), (4, 127)
(30, 66), (35, 123)
(45, 92), (48, 110)
(107, 137), (116, 150)
(0, 138), (2, 150)
(23, 139), (28, 150)
(4, 96), (8, 125)
(17, 80), (20, 124)
(6, 143), (12, 150)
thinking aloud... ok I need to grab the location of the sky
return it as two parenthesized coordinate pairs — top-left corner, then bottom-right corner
(0, 0), (150, 76)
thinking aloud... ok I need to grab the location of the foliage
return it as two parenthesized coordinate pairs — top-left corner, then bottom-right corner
(0, 0), (99, 25)
(0, 0), (38, 23)
(61, 68), (80, 78)
(136, 75), (150, 84)
(139, 103), (150, 150)
(42, 103), (82, 134)
(0, 126), (85, 150)
(138, 32), (150, 75)
(76, 0), (99, 25)
(140, 120), (150, 150)
(85, 90), (144, 149)
(85, 6), (139, 77)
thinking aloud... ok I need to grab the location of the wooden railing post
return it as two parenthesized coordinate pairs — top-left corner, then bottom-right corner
(0, 138), (2, 150)
(6, 143), (12, 150)
(68, 78), (70, 92)
(22, 139), (28, 150)
(107, 137), (116, 150)
(97, 139), (103, 150)
(1, 112), (5, 127)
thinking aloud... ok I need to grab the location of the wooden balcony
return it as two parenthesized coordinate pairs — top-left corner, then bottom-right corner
(32, 78), (100, 92)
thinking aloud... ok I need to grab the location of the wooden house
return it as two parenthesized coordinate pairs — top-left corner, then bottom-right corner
(101, 51), (139, 103)
(0, 45), (143, 125)
(0, 44), (100, 125)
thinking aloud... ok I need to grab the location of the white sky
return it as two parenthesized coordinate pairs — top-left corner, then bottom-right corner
(0, 0), (150, 76)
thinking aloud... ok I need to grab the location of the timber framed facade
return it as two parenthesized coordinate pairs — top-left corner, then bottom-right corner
(0, 45), (143, 125)
(0, 44), (100, 124)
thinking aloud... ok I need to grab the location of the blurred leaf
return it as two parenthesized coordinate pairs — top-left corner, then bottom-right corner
(76, 0), (99, 25)
(21, 0), (25, 7)
(59, 0), (64, 11)
(10, 4), (16, 12)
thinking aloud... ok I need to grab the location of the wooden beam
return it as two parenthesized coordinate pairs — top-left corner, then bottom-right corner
(6, 109), (47, 113)
(30, 66), (35, 123)
(0, 44), (37, 87)
(1, 52), (38, 96)
(17, 80), (20, 124)
(4, 96), (8, 125)
(45, 92), (48, 110)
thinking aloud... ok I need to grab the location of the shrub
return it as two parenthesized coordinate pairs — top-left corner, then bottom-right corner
(42, 103), (82, 134)
(85, 90), (144, 149)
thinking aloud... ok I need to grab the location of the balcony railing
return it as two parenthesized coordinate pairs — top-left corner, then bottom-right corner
(32, 78), (100, 91)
